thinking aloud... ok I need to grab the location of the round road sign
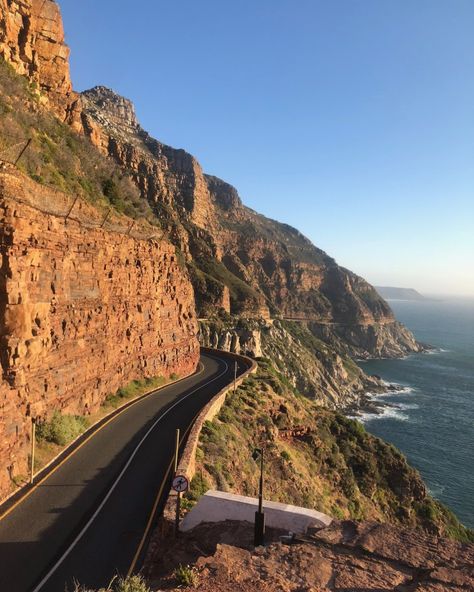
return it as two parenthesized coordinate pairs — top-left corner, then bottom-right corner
(172, 474), (189, 493)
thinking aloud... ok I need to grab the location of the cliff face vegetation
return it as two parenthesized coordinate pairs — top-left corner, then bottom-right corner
(192, 360), (472, 542)
(199, 316), (386, 411)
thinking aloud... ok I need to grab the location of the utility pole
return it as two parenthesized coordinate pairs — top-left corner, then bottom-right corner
(252, 447), (265, 546)
(30, 417), (36, 484)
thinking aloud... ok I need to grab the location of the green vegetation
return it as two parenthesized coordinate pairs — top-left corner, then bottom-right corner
(0, 57), (155, 222)
(36, 412), (89, 446)
(102, 376), (166, 409)
(174, 564), (199, 587)
(195, 358), (473, 542)
(73, 575), (151, 592)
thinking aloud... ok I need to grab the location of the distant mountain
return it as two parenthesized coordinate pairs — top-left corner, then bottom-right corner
(376, 286), (427, 301)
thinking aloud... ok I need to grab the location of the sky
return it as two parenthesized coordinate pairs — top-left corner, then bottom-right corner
(59, 0), (474, 296)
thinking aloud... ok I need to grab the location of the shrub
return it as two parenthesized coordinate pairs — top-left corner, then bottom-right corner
(72, 575), (151, 592)
(186, 472), (210, 502)
(174, 564), (198, 587)
(36, 412), (89, 446)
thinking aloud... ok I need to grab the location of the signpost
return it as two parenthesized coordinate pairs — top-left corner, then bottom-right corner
(172, 474), (189, 536)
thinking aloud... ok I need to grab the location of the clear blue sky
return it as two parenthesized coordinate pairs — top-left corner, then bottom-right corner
(59, 0), (474, 296)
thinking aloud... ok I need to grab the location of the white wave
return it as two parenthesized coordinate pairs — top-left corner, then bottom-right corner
(425, 347), (450, 355)
(428, 483), (446, 497)
(357, 406), (411, 423)
(349, 401), (418, 424)
(376, 384), (416, 397)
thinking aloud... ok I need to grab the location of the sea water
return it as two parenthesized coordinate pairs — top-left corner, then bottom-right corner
(358, 297), (474, 528)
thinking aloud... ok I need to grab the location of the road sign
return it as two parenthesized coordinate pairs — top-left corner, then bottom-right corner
(172, 474), (189, 493)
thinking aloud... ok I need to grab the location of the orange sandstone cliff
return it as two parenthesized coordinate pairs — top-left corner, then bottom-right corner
(0, 0), (77, 121)
(0, 165), (199, 499)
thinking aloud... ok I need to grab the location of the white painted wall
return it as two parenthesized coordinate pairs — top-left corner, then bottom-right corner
(181, 490), (332, 534)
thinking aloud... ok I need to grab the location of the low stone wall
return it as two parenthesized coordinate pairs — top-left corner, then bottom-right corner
(162, 348), (257, 522)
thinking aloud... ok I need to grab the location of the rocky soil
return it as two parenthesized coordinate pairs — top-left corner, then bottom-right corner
(145, 519), (474, 591)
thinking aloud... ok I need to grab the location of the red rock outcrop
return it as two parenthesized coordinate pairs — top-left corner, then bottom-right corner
(0, 0), (76, 120)
(146, 519), (474, 592)
(0, 165), (199, 500)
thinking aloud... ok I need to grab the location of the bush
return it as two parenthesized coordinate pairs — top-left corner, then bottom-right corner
(36, 412), (89, 446)
(174, 564), (198, 587)
(103, 376), (166, 408)
(186, 472), (210, 502)
(72, 575), (150, 592)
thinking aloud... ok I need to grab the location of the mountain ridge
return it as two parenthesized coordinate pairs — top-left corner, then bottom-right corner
(1, 1), (423, 409)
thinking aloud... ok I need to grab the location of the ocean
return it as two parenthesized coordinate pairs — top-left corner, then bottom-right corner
(358, 297), (474, 529)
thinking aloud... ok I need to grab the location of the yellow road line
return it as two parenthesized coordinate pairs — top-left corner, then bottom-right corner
(0, 363), (204, 524)
(126, 413), (198, 576)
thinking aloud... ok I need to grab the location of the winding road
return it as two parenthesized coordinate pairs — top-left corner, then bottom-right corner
(0, 350), (246, 592)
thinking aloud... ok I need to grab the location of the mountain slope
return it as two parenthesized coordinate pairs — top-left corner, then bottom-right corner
(1, 0), (423, 412)
(78, 86), (422, 360)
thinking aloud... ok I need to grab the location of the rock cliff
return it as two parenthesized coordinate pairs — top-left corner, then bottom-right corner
(0, 165), (199, 499)
(145, 519), (474, 592)
(0, 0), (76, 120)
(0, 2), (423, 416)
(78, 85), (422, 357)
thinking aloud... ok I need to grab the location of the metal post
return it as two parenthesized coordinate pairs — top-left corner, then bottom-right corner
(100, 208), (112, 228)
(30, 417), (36, 484)
(234, 361), (237, 393)
(175, 491), (181, 536)
(65, 195), (79, 221)
(14, 138), (32, 166)
(174, 428), (180, 474)
(258, 449), (264, 513)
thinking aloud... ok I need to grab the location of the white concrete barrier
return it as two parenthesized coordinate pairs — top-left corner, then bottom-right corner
(181, 490), (332, 534)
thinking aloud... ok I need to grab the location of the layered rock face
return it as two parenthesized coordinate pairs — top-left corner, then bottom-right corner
(77, 86), (421, 358)
(0, 166), (199, 499)
(0, 0), (76, 120)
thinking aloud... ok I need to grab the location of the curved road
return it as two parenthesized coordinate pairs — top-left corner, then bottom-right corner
(0, 351), (246, 592)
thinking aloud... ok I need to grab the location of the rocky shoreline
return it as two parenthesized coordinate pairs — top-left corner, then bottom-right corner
(346, 344), (436, 419)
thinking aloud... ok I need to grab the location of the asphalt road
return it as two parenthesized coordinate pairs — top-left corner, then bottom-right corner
(0, 350), (246, 592)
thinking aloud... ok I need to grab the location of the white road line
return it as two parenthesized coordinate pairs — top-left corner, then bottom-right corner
(32, 356), (230, 592)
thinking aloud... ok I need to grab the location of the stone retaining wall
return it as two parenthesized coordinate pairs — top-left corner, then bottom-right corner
(162, 349), (257, 522)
